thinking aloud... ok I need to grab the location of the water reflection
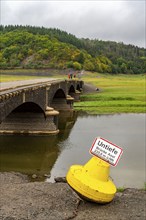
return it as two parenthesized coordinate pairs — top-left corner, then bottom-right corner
(0, 111), (78, 181)
(0, 112), (145, 188)
(0, 135), (59, 181)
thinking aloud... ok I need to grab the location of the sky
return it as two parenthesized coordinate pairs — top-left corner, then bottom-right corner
(1, 0), (146, 48)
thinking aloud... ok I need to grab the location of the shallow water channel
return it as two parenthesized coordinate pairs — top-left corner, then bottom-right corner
(0, 112), (145, 188)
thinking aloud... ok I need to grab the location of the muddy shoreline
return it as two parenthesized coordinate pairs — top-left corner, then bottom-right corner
(0, 172), (145, 220)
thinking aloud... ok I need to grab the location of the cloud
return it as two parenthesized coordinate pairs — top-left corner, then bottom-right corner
(1, 0), (145, 48)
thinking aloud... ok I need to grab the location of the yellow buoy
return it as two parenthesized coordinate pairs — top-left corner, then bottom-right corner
(66, 157), (116, 203)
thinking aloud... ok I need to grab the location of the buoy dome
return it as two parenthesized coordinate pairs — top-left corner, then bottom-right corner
(66, 157), (116, 203)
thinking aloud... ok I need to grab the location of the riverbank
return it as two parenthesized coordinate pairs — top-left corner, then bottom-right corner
(0, 172), (145, 220)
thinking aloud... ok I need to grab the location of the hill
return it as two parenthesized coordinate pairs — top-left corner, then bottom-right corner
(0, 25), (146, 74)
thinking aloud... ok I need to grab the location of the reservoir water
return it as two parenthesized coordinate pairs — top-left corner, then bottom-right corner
(0, 112), (145, 188)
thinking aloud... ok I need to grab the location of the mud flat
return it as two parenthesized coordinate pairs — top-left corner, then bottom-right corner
(0, 172), (145, 220)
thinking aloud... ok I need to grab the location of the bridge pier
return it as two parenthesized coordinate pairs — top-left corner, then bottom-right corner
(69, 90), (81, 102)
(45, 106), (59, 135)
(51, 95), (74, 111)
(66, 95), (74, 109)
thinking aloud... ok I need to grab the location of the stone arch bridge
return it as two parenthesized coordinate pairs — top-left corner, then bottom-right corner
(0, 79), (84, 135)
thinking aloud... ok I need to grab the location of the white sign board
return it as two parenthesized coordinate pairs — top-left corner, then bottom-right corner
(90, 137), (123, 166)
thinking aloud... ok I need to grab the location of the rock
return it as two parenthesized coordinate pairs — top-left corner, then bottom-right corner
(44, 174), (51, 178)
(32, 174), (37, 179)
(54, 177), (67, 183)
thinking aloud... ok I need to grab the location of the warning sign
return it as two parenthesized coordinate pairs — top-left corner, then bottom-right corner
(90, 137), (123, 166)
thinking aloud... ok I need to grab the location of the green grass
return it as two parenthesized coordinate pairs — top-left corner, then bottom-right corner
(0, 69), (61, 82)
(74, 72), (146, 114)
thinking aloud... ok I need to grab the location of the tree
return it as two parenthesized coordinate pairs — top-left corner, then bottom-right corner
(1, 25), (146, 73)
(84, 59), (95, 71)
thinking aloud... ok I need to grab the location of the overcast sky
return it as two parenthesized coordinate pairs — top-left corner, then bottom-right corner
(1, 0), (145, 48)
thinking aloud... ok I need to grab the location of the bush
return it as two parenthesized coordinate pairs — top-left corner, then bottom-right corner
(73, 61), (82, 70)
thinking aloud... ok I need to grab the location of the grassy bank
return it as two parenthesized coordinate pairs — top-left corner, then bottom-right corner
(0, 70), (145, 114)
(0, 74), (45, 82)
(74, 72), (146, 114)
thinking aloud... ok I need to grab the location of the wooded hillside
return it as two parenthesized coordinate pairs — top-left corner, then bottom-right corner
(0, 25), (146, 74)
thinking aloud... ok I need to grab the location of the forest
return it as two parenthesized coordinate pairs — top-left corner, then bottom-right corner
(0, 25), (146, 74)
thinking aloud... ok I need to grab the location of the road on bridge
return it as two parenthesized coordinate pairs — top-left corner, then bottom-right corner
(0, 78), (61, 93)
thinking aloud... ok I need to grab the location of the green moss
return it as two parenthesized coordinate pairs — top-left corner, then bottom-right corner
(117, 187), (125, 192)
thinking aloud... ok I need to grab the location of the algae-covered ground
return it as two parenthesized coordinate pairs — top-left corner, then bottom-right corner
(74, 72), (146, 114)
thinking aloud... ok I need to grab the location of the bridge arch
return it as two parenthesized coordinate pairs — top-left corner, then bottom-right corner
(52, 89), (66, 99)
(3, 102), (45, 124)
(12, 102), (45, 114)
(0, 102), (49, 134)
(76, 84), (82, 91)
(68, 85), (75, 94)
(51, 88), (69, 110)
(68, 83), (81, 102)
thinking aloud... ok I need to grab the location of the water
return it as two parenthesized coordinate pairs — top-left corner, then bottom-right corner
(0, 112), (145, 188)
